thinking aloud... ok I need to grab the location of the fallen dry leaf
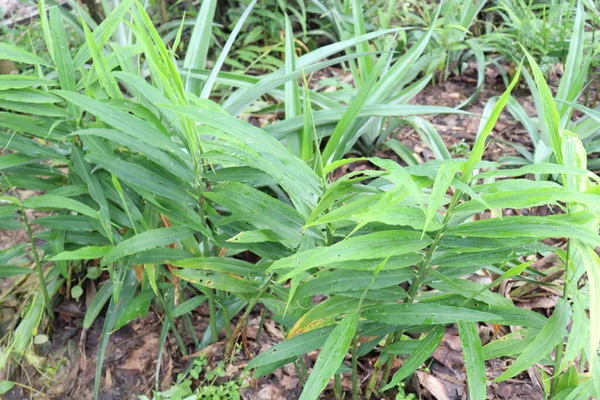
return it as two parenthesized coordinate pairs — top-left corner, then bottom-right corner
(417, 370), (450, 400)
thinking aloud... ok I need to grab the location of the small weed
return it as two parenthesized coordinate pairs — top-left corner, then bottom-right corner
(394, 382), (416, 400)
(140, 356), (247, 400)
(449, 139), (470, 157)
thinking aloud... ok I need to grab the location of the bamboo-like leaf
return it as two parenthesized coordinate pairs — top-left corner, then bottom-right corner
(172, 269), (259, 293)
(48, 6), (77, 117)
(0, 266), (33, 277)
(423, 161), (461, 234)
(0, 75), (55, 90)
(572, 241), (600, 378)
(284, 14), (301, 156)
(363, 303), (502, 325)
(494, 299), (570, 381)
(0, 43), (49, 65)
(83, 281), (113, 329)
(49, 246), (112, 261)
(383, 326), (445, 390)
(268, 231), (432, 281)
(458, 321), (486, 399)
(102, 226), (193, 265)
(183, 0), (217, 93)
(461, 63), (521, 182)
(299, 311), (358, 400)
(521, 47), (563, 164)
(248, 327), (332, 371)
(446, 216), (600, 246)
(23, 195), (98, 219)
(200, 0), (257, 99)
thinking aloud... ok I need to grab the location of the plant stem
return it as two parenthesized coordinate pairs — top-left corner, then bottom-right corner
(255, 307), (266, 345)
(21, 206), (53, 319)
(352, 333), (360, 400)
(224, 276), (272, 358)
(208, 291), (219, 343)
(366, 192), (463, 398)
(334, 374), (343, 400)
(550, 240), (571, 396)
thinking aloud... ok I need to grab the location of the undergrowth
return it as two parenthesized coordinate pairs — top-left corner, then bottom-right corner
(0, 0), (599, 399)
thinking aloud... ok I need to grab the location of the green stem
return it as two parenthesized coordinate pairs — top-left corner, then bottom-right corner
(225, 276), (272, 358)
(550, 240), (571, 396)
(294, 360), (307, 385)
(255, 307), (267, 345)
(184, 314), (200, 349)
(367, 192), (463, 398)
(159, 295), (188, 356)
(21, 206), (53, 319)
(352, 333), (359, 400)
(208, 291), (219, 343)
(334, 374), (343, 400)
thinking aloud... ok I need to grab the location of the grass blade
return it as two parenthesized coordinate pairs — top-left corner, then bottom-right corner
(494, 299), (570, 381)
(458, 321), (487, 399)
(299, 311), (358, 400)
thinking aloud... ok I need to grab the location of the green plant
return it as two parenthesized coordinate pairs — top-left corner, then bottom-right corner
(394, 382), (416, 400)
(501, 1), (600, 173)
(1, 1), (600, 400)
(140, 356), (247, 400)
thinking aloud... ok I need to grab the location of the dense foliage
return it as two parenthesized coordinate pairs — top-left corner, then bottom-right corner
(0, 0), (599, 399)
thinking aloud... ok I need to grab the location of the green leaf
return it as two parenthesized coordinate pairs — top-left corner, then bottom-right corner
(0, 43), (50, 65)
(115, 290), (153, 330)
(0, 381), (15, 395)
(423, 161), (461, 234)
(573, 241), (600, 376)
(49, 246), (112, 261)
(49, 6), (78, 117)
(402, 116), (452, 160)
(458, 321), (486, 400)
(383, 325), (445, 390)
(71, 146), (113, 241)
(268, 230), (432, 281)
(556, 365), (579, 394)
(173, 296), (206, 318)
(200, 0), (256, 98)
(0, 265), (33, 277)
(84, 153), (195, 205)
(162, 104), (322, 216)
(483, 329), (537, 360)
(461, 62), (521, 182)
(56, 91), (186, 157)
(102, 226), (193, 265)
(295, 269), (413, 299)
(363, 303), (502, 325)
(0, 88), (62, 103)
(182, 0), (217, 93)
(284, 14), (301, 156)
(83, 281), (113, 329)
(299, 311), (358, 400)
(321, 50), (388, 164)
(247, 327), (332, 372)
(23, 195), (98, 219)
(446, 216), (600, 246)
(172, 268), (260, 293)
(521, 47), (562, 164)
(494, 299), (571, 382)
(0, 75), (55, 90)
(289, 296), (360, 337)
